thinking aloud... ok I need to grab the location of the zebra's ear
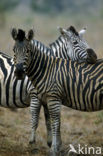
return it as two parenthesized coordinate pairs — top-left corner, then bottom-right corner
(58, 27), (67, 35)
(79, 27), (87, 38)
(11, 28), (18, 40)
(27, 29), (34, 41)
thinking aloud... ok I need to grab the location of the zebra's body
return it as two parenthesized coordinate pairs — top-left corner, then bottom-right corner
(0, 26), (90, 147)
(23, 26), (92, 145)
(0, 51), (52, 146)
(12, 29), (103, 156)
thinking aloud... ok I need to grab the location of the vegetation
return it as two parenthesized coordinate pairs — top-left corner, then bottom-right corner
(31, 0), (103, 15)
(0, 0), (20, 27)
(31, 0), (63, 13)
(0, 0), (20, 12)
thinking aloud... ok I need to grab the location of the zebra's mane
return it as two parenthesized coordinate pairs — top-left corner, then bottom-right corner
(32, 39), (49, 49)
(67, 26), (79, 36)
(17, 29), (25, 42)
(31, 39), (52, 56)
(49, 35), (66, 49)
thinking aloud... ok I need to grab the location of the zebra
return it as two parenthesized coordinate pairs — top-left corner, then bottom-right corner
(11, 28), (103, 156)
(13, 25), (93, 146)
(0, 51), (51, 146)
(0, 26), (90, 148)
(57, 26), (97, 63)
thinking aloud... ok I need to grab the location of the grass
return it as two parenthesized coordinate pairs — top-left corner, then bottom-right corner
(95, 111), (103, 124)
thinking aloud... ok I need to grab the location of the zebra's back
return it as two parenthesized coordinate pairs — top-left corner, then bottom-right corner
(56, 59), (103, 111)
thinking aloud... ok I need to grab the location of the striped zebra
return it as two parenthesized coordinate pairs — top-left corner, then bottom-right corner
(11, 28), (103, 156)
(0, 26), (90, 147)
(56, 26), (97, 63)
(0, 51), (51, 146)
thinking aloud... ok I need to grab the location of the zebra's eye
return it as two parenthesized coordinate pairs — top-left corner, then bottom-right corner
(73, 41), (78, 44)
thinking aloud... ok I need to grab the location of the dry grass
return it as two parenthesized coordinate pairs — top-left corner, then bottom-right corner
(0, 107), (103, 156)
(0, 11), (103, 156)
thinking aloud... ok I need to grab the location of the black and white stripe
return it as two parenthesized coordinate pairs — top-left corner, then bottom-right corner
(32, 26), (92, 62)
(1, 26), (88, 147)
(57, 26), (97, 63)
(12, 29), (102, 156)
(0, 51), (51, 145)
(0, 52), (30, 108)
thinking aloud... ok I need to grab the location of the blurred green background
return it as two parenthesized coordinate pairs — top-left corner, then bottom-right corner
(0, 0), (103, 57)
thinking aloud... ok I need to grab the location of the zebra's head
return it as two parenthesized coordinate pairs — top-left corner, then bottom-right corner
(11, 28), (34, 79)
(58, 26), (97, 63)
(58, 25), (89, 56)
(59, 25), (89, 47)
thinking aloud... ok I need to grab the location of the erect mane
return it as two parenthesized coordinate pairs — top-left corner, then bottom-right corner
(67, 26), (79, 36)
(17, 29), (25, 41)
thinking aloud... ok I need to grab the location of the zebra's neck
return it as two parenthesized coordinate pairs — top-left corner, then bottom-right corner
(49, 35), (69, 58)
(32, 36), (69, 59)
(49, 35), (66, 49)
(32, 40), (51, 56)
(25, 43), (58, 91)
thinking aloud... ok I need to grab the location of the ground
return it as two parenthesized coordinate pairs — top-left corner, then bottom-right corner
(0, 106), (103, 156)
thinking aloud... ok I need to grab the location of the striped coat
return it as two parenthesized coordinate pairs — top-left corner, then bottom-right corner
(11, 29), (103, 156)
(0, 51), (51, 145)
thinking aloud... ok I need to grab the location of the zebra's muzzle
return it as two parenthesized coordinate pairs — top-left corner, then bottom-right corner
(14, 63), (25, 80)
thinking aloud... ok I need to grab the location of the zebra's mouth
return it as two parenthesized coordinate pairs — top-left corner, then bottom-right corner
(14, 63), (25, 80)
(14, 71), (25, 80)
(15, 74), (25, 80)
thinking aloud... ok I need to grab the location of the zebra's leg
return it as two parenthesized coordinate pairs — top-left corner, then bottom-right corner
(43, 103), (52, 147)
(47, 98), (62, 156)
(29, 94), (41, 144)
